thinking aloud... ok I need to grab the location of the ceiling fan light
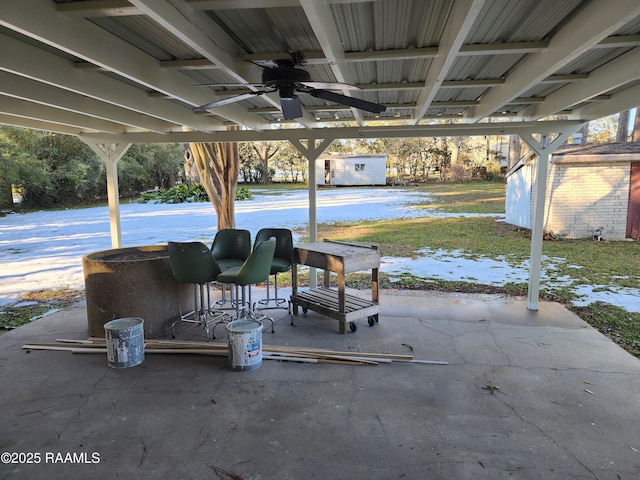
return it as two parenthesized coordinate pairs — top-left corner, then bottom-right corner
(280, 95), (303, 119)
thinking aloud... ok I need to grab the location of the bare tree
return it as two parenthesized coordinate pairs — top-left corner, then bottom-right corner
(187, 140), (239, 230)
(252, 142), (279, 184)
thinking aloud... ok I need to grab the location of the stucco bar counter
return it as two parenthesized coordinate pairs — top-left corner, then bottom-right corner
(290, 240), (380, 334)
(83, 245), (191, 339)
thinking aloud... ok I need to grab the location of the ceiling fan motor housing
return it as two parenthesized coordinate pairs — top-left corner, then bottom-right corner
(262, 66), (312, 95)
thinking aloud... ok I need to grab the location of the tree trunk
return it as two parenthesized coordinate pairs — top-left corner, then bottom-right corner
(252, 142), (279, 184)
(0, 180), (13, 209)
(451, 137), (460, 165)
(616, 110), (630, 142)
(508, 135), (521, 170)
(188, 140), (239, 230)
(182, 142), (200, 185)
(633, 109), (640, 142)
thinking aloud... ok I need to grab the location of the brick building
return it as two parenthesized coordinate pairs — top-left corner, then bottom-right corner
(505, 142), (640, 240)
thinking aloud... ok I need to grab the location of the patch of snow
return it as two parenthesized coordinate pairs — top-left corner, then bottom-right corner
(570, 285), (640, 312)
(381, 253), (530, 286)
(2, 187), (639, 313)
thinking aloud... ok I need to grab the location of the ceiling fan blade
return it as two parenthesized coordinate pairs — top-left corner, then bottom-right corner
(193, 91), (265, 112)
(299, 81), (360, 91)
(280, 95), (303, 120)
(307, 89), (386, 114)
(195, 83), (265, 88)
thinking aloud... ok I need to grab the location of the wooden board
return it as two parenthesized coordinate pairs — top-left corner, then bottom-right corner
(291, 286), (380, 333)
(293, 240), (380, 274)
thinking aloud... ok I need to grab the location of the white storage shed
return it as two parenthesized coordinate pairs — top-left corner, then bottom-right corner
(317, 155), (387, 186)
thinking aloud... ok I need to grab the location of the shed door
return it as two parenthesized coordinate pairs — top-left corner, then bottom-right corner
(627, 162), (640, 239)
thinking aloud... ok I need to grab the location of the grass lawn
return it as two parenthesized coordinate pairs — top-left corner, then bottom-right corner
(2, 181), (639, 358)
(305, 181), (640, 358)
(0, 289), (84, 331)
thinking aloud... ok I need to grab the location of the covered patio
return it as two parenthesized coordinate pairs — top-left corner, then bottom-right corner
(1, 290), (639, 479)
(2, 0), (640, 308)
(2, 2), (640, 478)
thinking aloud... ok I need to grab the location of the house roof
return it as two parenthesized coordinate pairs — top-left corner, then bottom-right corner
(554, 141), (640, 156)
(1, 0), (640, 144)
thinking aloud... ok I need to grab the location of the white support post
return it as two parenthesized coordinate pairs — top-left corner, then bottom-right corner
(527, 135), (549, 311)
(289, 136), (334, 289)
(83, 141), (132, 249)
(308, 155), (318, 243)
(520, 130), (576, 310)
(105, 157), (122, 248)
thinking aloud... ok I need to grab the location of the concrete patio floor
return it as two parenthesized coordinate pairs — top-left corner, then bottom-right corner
(1, 291), (639, 480)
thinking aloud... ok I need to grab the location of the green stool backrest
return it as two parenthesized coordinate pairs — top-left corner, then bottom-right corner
(168, 241), (222, 285)
(254, 228), (293, 261)
(211, 229), (251, 261)
(235, 238), (276, 285)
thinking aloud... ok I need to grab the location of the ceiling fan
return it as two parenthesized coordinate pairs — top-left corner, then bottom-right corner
(193, 53), (386, 120)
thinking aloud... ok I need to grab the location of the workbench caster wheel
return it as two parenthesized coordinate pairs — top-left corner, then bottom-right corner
(349, 321), (358, 332)
(367, 316), (377, 327)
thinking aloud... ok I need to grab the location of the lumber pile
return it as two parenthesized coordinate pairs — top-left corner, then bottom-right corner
(22, 338), (447, 366)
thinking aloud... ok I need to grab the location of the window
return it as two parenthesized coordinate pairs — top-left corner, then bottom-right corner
(355, 163), (365, 171)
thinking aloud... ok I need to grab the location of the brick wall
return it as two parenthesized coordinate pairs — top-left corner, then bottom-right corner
(543, 161), (630, 240)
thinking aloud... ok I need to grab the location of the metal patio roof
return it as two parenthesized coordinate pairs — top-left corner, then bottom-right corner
(1, 0), (640, 143)
(2, 0), (640, 311)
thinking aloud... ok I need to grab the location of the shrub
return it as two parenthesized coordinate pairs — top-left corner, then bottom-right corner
(235, 185), (252, 201)
(140, 183), (252, 203)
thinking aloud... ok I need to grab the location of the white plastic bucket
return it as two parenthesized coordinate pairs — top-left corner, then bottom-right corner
(226, 319), (263, 371)
(104, 317), (145, 368)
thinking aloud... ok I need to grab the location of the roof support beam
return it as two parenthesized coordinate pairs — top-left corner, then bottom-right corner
(131, 0), (299, 122)
(412, 0), (486, 125)
(228, 74), (579, 94)
(128, 0), (253, 85)
(573, 83), (640, 121)
(174, 35), (640, 67)
(76, 120), (586, 145)
(189, 0), (373, 10)
(466, 0), (640, 121)
(189, 0), (300, 9)
(0, 114), (89, 136)
(299, 0), (365, 125)
(0, 0), (266, 130)
(0, 96), (127, 134)
(56, 0), (141, 17)
(0, 33), (224, 132)
(0, 71), (173, 133)
(458, 41), (548, 55)
(129, 0), (317, 125)
(522, 46), (640, 120)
